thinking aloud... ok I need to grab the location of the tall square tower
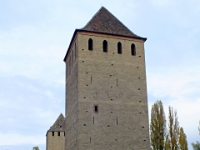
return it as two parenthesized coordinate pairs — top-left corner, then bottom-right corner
(64, 7), (150, 150)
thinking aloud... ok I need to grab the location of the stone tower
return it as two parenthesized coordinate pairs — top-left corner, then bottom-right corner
(64, 7), (150, 150)
(46, 113), (65, 150)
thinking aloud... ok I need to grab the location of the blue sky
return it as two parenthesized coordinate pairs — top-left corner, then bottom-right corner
(0, 0), (200, 149)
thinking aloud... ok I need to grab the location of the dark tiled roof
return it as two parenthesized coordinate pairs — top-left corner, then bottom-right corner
(81, 7), (144, 39)
(48, 113), (65, 132)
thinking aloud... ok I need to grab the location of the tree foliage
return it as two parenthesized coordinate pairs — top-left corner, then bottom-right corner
(150, 101), (189, 150)
(165, 133), (171, 150)
(179, 127), (188, 150)
(168, 106), (179, 150)
(32, 146), (40, 150)
(192, 141), (200, 150)
(150, 100), (166, 150)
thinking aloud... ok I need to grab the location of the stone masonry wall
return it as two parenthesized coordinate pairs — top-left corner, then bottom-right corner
(65, 36), (79, 150)
(46, 131), (65, 150)
(73, 31), (151, 150)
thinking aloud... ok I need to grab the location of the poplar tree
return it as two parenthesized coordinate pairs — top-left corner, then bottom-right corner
(150, 100), (166, 150)
(165, 133), (171, 150)
(168, 106), (179, 150)
(179, 127), (188, 150)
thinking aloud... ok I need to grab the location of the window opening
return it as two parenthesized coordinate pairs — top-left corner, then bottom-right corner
(103, 40), (108, 52)
(88, 38), (93, 50)
(94, 105), (99, 113)
(131, 43), (136, 56)
(58, 132), (60, 136)
(52, 131), (54, 136)
(117, 42), (122, 54)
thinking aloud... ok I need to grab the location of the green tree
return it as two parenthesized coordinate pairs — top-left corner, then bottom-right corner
(32, 146), (40, 150)
(165, 133), (171, 150)
(192, 141), (200, 150)
(179, 127), (188, 150)
(168, 106), (179, 150)
(150, 100), (166, 150)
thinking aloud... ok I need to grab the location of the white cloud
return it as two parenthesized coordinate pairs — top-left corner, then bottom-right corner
(0, 133), (45, 145)
(148, 66), (200, 99)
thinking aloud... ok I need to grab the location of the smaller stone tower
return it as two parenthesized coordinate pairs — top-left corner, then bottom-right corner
(46, 113), (65, 150)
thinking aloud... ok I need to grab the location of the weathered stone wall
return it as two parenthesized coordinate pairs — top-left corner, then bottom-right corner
(65, 31), (150, 150)
(46, 131), (65, 150)
(65, 36), (79, 150)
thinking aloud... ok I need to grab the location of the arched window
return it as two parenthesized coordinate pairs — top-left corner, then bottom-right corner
(103, 40), (108, 52)
(117, 42), (122, 54)
(88, 38), (93, 50)
(131, 43), (136, 56)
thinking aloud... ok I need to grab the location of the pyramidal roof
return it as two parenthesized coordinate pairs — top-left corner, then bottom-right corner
(81, 7), (145, 39)
(48, 113), (65, 132)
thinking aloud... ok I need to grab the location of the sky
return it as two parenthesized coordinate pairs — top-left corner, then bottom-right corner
(0, 0), (200, 149)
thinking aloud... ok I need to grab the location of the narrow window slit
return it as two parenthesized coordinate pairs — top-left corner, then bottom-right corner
(131, 43), (136, 56)
(88, 38), (93, 50)
(117, 42), (122, 54)
(103, 40), (108, 52)
(94, 105), (98, 113)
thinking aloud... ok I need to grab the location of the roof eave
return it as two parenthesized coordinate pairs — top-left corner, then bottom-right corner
(78, 29), (147, 41)
(63, 29), (79, 62)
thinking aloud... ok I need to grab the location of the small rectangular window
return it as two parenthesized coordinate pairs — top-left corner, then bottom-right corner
(52, 131), (54, 136)
(94, 105), (99, 113)
(58, 132), (60, 136)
